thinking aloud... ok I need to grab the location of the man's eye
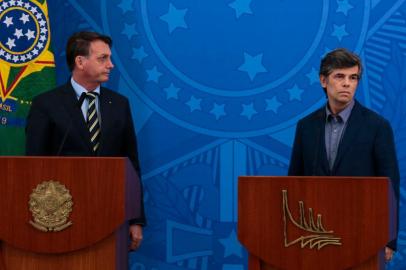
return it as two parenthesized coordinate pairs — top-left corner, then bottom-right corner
(98, 56), (108, 62)
(332, 74), (359, 81)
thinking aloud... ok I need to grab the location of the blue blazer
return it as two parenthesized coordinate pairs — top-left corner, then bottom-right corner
(288, 100), (400, 249)
(25, 82), (146, 225)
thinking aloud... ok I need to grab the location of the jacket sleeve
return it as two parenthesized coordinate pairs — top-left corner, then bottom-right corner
(122, 99), (147, 226)
(288, 120), (304, 176)
(374, 118), (400, 250)
(25, 96), (53, 155)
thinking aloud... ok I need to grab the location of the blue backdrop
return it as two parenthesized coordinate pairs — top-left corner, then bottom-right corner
(47, 0), (406, 269)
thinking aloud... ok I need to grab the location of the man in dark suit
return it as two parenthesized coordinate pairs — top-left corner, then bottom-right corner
(288, 48), (400, 261)
(25, 31), (145, 250)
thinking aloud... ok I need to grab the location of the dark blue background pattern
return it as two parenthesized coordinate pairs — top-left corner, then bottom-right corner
(46, 0), (406, 269)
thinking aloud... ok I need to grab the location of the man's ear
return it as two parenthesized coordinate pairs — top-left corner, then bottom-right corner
(319, 75), (327, 88)
(75, 56), (84, 70)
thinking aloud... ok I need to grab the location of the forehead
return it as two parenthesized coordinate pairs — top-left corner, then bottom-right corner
(329, 66), (359, 75)
(88, 40), (111, 55)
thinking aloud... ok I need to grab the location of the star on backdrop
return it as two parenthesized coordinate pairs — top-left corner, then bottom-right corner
(132, 46), (148, 63)
(121, 23), (138, 40)
(306, 68), (319, 85)
(117, 0), (134, 13)
(265, 97), (282, 114)
(146, 66), (162, 83)
(238, 52), (267, 81)
(210, 103), (226, 120)
(164, 83), (180, 100)
(218, 229), (243, 258)
(3, 16), (14, 27)
(229, 0), (253, 18)
(186, 96), (202, 112)
(160, 3), (188, 34)
(331, 24), (349, 41)
(286, 84), (304, 101)
(336, 0), (353, 16)
(240, 102), (258, 120)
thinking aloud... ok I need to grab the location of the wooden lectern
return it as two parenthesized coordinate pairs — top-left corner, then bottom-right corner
(238, 176), (397, 270)
(0, 156), (141, 270)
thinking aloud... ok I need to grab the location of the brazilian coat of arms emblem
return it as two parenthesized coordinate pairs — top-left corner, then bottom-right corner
(28, 180), (73, 232)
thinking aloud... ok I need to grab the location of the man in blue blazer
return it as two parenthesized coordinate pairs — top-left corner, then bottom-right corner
(288, 48), (400, 261)
(25, 31), (145, 250)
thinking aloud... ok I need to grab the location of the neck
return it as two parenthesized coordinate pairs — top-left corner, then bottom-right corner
(328, 100), (352, 115)
(72, 73), (99, 91)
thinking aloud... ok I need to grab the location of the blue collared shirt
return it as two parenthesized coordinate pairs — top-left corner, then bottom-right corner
(70, 78), (101, 123)
(325, 100), (355, 169)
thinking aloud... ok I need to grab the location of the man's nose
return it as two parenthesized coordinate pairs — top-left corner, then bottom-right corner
(107, 59), (114, 69)
(342, 77), (351, 86)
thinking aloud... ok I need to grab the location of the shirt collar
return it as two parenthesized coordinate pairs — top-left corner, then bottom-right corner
(70, 77), (101, 99)
(325, 99), (355, 123)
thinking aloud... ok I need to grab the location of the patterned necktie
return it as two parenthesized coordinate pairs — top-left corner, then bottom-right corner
(85, 92), (100, 153)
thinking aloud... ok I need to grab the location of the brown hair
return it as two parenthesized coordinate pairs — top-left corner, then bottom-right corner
(66, 31), (112, 71)
(319, 48), (362, 78)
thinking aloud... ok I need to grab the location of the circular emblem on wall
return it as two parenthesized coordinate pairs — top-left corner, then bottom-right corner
(0, 0), (51, 66)
(103, 0), (369, 137)
(29, 180), (73, 232)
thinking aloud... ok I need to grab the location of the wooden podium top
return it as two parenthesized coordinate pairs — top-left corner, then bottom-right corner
(238, 176), (396, 270)
(0, 156), (140, 254)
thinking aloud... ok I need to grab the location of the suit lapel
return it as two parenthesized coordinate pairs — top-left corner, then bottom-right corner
(60, 83), (93, 152)
(332, 101), (363, 173)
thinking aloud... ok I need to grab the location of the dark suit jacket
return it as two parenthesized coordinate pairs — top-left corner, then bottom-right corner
(25, 82), (146, 225)
(288, 100), (399, 250)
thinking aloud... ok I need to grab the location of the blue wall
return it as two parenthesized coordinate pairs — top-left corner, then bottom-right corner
(48, 0), (406, 269)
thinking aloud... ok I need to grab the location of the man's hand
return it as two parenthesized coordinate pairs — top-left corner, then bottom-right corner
(385, 246), (394, 262)
(129, 224), (143, 251)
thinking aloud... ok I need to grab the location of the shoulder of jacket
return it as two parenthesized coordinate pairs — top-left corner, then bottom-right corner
(355, 101), (388, 125)
(100, 87), (128, 102)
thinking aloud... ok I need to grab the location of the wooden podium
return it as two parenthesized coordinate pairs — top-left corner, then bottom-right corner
(0, 156), (141, 270)
(238, 176), (397, 270)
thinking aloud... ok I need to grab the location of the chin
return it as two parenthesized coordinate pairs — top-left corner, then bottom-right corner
(99, 77), (109, 83)
(341, 100), (353, 106)
(338, 96), (352, 101)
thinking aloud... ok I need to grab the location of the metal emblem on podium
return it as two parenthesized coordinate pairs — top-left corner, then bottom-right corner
(282, 190), (341, 250)
(29, 180), (73, 232)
